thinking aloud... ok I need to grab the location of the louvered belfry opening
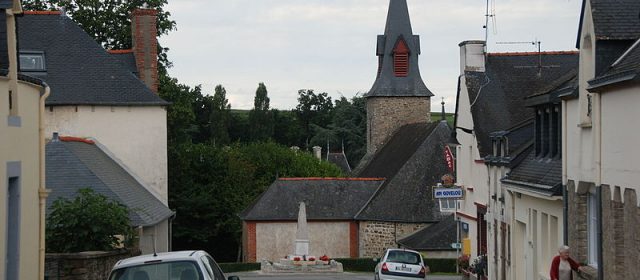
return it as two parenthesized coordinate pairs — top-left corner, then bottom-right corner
(393, 38), (409, 77)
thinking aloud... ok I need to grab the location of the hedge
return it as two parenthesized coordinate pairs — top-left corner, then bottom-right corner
(334, 258), (456, 273)
(218, 262), (260, 273)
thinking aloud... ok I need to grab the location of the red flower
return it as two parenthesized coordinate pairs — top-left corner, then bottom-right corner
(293, 257), (301, 261)
(319, 255), (330, 261)
(309, 257), (316, 261)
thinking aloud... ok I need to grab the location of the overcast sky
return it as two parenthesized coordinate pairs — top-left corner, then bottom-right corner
(159, 0), (583, 112)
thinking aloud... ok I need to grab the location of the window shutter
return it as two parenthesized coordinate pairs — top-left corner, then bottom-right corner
(393, 39), (409, 77)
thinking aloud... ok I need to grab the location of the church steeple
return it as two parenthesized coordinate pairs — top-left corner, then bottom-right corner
(367, 0), (433, 97)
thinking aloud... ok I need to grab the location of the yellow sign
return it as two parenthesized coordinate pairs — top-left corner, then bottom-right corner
(463, 238), (471, 255)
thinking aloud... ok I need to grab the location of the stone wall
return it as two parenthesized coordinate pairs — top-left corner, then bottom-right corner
(567, 182), (640, 280)
(366, 97), (430, 154)
(45, 249), (139, 280)
(358, 221), (428, 257)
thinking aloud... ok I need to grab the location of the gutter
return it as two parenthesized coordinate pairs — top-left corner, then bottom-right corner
(38, 83), (51, 280)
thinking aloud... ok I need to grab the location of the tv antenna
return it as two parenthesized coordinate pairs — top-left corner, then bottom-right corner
(496, 40), (560, 76)
(483, 0), (497, 48)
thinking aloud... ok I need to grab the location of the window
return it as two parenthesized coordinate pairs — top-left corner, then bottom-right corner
(587, 191), (599, 267)
(439, 199), (457, 212)
(19, 52), (46, 71)
(393, 39), (409, 77)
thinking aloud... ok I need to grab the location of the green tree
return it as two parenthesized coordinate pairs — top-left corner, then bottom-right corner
(209, 85), (231, 145)
(21, 0), (176, 71)
(249, 83), (274, 141)
(295, 89), (334, 148)
(46, 188), (134, 253)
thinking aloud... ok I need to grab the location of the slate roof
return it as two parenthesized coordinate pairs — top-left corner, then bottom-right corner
(327, 152), (352, 174)
(463, 52), (578, 157)
(46, 137), (174, 227)
(366, 0), (432, 97)
(355, 121), (451, 223)
(588, 39), (640, 90)
(109, 51), (139, 76)
(397, 214), (457, 251)
(0, 0), (13, 9)
(485, 121), (534, 168)
(17, 13), (168, 106)
(577, 0), (640, 47)
(502, 149), (563, 196)
(240, 178), (384, 221)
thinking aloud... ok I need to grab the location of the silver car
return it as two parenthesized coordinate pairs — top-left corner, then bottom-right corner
(108, 250), (239, 280)
(374, 249), (428, 280)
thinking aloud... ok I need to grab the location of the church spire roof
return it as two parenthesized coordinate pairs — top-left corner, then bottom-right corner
(366, 0), (433, 98)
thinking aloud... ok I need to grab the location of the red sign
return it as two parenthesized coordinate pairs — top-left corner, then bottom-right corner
(444, 145), (455, 173)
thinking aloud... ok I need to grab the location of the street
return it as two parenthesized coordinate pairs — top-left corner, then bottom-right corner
(229, 271), (462, 280)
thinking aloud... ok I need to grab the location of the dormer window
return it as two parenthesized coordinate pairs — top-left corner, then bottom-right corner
(535, 104), (562, 158)
(393, 39), (409, 77)
(19, 51), (46, 71)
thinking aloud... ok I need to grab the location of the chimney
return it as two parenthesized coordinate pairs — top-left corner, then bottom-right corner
(312, 146), (322, 160)
(131, 6), (158, 93)
(459, 40), (486, 73)
(52, 132), (59, 142)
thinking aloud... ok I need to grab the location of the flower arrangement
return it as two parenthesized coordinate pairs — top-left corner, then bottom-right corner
(469, 254), (487, 277)
(293, 257), (301, 261)
(457, 254), (470, 270)
(319, 255), (330, 262)
(308, 257), (316, 261)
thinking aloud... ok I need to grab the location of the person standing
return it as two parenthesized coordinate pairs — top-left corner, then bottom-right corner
(550, 246), (582, 280)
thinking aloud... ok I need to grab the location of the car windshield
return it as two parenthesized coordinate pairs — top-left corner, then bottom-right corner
(109, 261), (201, 280)
(386, 251), (421, 265)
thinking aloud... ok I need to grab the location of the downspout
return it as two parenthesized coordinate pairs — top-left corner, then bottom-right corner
(38, 83), (51, 280)
(561, 101), (568, 245)
(593, 92), (603, 280)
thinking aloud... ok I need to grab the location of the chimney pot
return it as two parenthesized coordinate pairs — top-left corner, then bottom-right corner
(459, 40), (486, 73)
(131, 7), (159, 93)
(52, 132), (59, 141)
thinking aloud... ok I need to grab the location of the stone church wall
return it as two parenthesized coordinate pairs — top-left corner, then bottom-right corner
(358, 221), (428, 257)
(366, 97), (430, 154)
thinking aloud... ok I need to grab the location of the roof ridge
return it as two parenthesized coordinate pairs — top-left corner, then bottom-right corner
(59, 136), (95, 145)
(488, 51), (578, 57)
(107, 49), (134, 54)
(24, 10), (62, 15)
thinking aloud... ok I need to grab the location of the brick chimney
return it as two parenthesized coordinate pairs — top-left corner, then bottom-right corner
(131, 7), (158, 93)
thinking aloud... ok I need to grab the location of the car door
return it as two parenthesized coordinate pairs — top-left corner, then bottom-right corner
(201, 255), (225, 280)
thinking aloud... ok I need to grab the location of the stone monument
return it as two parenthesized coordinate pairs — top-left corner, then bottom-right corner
(294, 201), (310, 256)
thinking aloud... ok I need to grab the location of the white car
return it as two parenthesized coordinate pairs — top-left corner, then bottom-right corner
(374, 249), (428, 280)
(108, 250), (240, 280)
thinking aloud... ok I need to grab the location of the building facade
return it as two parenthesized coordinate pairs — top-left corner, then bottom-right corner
(1, 1), (49, 279)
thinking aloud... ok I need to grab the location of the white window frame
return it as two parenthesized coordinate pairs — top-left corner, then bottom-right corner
(439, 199), (457, 212)
(587, 191), (598, 267)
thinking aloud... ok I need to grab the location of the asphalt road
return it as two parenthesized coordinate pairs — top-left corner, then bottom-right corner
(228, 271), (462, 280)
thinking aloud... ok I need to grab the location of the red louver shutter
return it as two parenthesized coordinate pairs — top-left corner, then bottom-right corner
(393, 39), (409, 77)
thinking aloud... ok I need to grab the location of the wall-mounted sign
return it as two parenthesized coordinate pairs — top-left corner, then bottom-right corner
(434, 187), (464, 199)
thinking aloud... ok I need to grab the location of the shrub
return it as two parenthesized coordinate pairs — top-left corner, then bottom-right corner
(46, 188), (134, 252)
(425, 258), (457, 273)
(333, 258), (377, 272)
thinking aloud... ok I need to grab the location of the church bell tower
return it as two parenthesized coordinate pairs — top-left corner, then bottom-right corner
(365, 0), (433, 154)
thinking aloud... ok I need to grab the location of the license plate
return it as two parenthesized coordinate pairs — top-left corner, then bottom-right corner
(396, 267), (411, 272)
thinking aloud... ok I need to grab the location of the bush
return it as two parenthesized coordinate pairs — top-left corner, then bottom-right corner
(425, 258), (457, 273)
(46, 188), (134, 252)
(333, 258), (377, 272)
(218, 262), (260, 272)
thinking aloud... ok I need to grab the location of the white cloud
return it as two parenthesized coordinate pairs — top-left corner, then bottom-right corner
(160, 0), (582, 112)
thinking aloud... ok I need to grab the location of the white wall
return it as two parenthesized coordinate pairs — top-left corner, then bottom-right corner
(601, 87), (640, 203)
(256, 222), (351, 262)
(45, 105), (168, 202)
(508, 190), (564, 280)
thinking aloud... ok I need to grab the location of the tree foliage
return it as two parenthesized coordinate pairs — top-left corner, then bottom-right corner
(295, 89), (334, 147)
(46, 188), (134, 253)
(249, 83), (274, 141)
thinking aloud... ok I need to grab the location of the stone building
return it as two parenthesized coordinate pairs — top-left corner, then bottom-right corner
(563, 0), (640, 279)
(241, 0), (456, 262)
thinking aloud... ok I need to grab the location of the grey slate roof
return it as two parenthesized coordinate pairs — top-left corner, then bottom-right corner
(0, 0), (13, 8)
(397, 214), (456, 251)
(588, 39), (640, 90)
(46, 138), (174, 227)
(588, 0), (640, 41)
(463, 52), (578, 157)
(355, 121), (452, 223)
(327, 152), (352, 174)
(366, 0), (432, 98)
(17, 14), (168, 106)
(240, 178), (384, 221)
(110, 52), (139, 76)
(502, 149), (563, 196)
